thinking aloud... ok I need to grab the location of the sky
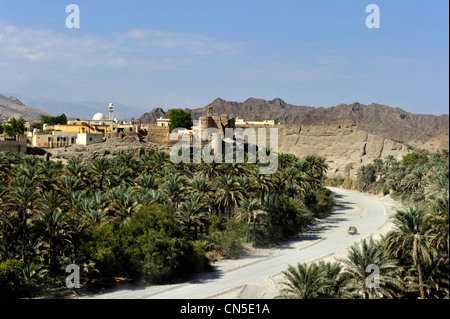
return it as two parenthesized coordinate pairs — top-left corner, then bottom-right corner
(0, 0), (448, 115)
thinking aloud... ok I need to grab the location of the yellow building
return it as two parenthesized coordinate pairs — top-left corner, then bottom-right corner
(32, 131), (78, 148)
(48, 122), (113, 134)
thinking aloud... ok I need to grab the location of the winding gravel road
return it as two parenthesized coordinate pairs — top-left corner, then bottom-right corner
(90, 187), (402, 299)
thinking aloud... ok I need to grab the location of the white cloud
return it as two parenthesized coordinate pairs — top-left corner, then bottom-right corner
(119, 28), (243, 56)
(0, 21), (242, 72)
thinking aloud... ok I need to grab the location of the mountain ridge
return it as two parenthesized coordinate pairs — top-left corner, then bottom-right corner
(0, 94), (49, 122)
(138, 97), (449, 144)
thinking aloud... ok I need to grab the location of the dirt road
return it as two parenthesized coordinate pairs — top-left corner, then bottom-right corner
(90, 187), (403, 299)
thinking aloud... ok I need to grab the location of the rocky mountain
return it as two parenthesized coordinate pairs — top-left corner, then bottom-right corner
(0, 92), (148, 121)
(418, 126), (449, 153)
(139, 98), (449, 144)
(0, 94), (49, 122)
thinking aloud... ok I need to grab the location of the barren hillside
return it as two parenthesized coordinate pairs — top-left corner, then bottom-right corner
(0, 94), (48, 122)
(139, 98), (449, 144)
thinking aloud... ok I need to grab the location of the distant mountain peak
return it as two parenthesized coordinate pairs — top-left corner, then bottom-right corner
(138, 97), (449, 144)
(0, 94), (48, 122)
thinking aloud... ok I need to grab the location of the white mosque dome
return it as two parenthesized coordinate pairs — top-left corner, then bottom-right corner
(92, 113), (105, 121)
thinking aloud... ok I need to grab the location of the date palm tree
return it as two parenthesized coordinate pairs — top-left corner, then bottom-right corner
(35, 190), (69, 272)
(135, 174), (159, 190)
(65, 157), (89, 183)
(58, 176), (84, 195)
(251, 168), (273, 205)
(341, 237), (403, 299)
(138, 189), (165, 206)
(235, 197), (266, 242)
(425, 194), (449, 265)
(162, 173), (187, 209)
(108, 186), (139, 219)
(197, 161), (224, 181)
(277, 261), (342, 299)
(176, 193), (208, 239)
(90, 157), (114, 191)
(151, 151), (170, 173)
(8, 182), (41, 261)
(115, 153), (137, 172)
(138, 153), (153, 175)
(215, 174), (245, 219)
(385, 207), (431, 299)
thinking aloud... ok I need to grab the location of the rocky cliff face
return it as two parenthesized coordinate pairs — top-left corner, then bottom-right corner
(250, 124), (410, 177)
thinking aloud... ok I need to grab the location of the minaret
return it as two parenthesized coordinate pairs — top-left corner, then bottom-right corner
(109, 103), (114, 132)
(109, 103), (114, 120)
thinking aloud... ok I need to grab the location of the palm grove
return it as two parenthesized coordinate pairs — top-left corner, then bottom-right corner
(0, 144), (334, 298)
(284, 150), (449, 299)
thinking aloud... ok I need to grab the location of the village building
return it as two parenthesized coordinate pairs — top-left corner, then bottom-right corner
(156, 117), (170, 127)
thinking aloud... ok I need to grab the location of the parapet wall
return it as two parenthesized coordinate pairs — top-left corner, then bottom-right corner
(0, 134), (27, 153)
(145, 126), (171, 144)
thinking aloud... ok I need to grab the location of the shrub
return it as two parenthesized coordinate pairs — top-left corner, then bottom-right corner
(314, 188), (336, 215)
(79, 222), (123, 286)
(401, 152), (428, 167)
(79, 204), (211, 285)
(214, 220), (244, 259)
(0, 259), (25, 299)
(121, 204), (210, 284)
(207, 215), (225, 234)
(267, 196), (310, 239)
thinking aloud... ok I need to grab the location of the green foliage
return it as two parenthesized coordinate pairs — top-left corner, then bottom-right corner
(213, 220), (244, 259)
(40, 114), (68, 125)
(356, 164), (376, 192)
(313, 188), (336, 215)
(79, 222), (123, 285)
(0, 123), (4, 134)
(0, 259), (26, 299)
(207, 215), (225, 234)
(267, 196), (311, 239)
(168, 109), (193, 132)
(278, 261), (346, 299)
(401, 151), (428, 166)
(3, 117), (26, 136)
(0, 149), (335, 295)
(31, 122), (43, 130)
(80, 204), (211, 285)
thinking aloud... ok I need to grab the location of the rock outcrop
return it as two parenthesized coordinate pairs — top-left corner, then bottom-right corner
(247, 124), (410, 177)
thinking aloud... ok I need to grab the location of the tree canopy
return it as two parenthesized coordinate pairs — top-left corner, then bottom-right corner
(168, 109), (193, 132)
(2, 117), (26, 136)
(40, 114), (68, 126)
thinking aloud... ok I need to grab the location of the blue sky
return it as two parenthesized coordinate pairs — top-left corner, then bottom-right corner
(0, 0), (448, 115)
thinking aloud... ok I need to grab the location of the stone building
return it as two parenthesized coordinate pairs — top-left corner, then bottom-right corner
(199, 106), (235, 141)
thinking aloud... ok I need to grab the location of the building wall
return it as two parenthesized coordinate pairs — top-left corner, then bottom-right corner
(0, 134), (27, 153)
(156, 119), (170, 127)
(32, 131), (78, 148)
(76, 133), (103, 146)
(146, 126), (171, 144)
